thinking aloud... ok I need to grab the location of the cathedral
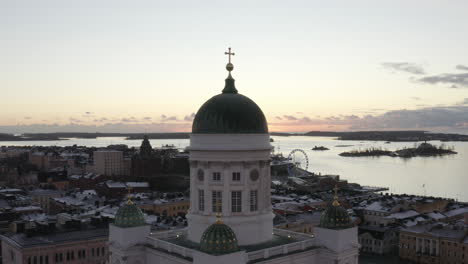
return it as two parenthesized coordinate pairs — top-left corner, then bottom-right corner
(108, 49), (360, 264)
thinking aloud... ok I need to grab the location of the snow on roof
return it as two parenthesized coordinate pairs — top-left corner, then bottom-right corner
(105, 181), (149, 188)
(385, 210), (419, 220)
(402, 219), (418, 227)
(306, 198), (324, 203)
(289, 177), (306, 185)
(126, 182), (149, 188)
(364, 201), (388, 212)
(21, 214), (52, 222)
(271, 195), (295, 202)
(426, 212), (446, 220)
(13, 206), (42, 212)
(105, 181), (126, 188)
(54, 197), (84, 206)
(69, 173), (100, 180)
(0, 188), (23, 193)
(273, 201), (305, 211)
(444, 207), (468, 217)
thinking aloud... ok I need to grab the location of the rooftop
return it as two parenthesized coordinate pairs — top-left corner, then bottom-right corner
(147, 228), (316, 261)
(402, 222), (467, 240)
(1, 228), (109, 248)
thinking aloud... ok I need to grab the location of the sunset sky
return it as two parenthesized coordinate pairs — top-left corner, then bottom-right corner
(1, 0), (468, 133)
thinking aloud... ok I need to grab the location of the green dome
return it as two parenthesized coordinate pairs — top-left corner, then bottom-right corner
(319, 202), (353, 230)
(114, 202), (146, 228)
(192, 75), (268, 134)
(199, 221), (239, 255)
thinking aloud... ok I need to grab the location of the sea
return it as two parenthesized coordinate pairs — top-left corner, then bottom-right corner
(1, 136), (467, 202)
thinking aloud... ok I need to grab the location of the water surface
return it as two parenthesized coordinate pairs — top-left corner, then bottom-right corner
(2, 136), (466, 201)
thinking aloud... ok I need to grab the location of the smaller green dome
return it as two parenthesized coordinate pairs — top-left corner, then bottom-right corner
(114, 201), (146, 228)
(319, 203), (353, 230)
(199, 221), (239, 255)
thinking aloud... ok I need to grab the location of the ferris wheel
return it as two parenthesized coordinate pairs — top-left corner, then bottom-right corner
(287, 149), (309, 177)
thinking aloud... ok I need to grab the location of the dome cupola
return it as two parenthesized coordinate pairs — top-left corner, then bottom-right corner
(114, 199), (146, 228)
(192, 48), (268, 134)
(199, 205), (239, 255)
(319, 186), (353, 229)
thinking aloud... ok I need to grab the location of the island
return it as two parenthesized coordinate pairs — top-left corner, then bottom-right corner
(275, 131), (468, 142)
(312, 146), (329, 151)
(339, 142), (457, 158)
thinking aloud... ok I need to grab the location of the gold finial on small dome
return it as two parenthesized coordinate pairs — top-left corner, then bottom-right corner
(215, 197), (223, 224)
(224, 47), (235, 73)
(332, 184), (340, 207)
(126, 186), (134, 205)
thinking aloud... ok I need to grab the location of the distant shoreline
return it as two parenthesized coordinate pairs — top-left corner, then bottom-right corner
(0, 130), (467, 142)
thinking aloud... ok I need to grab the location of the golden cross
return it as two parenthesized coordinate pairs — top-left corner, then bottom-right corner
(224, 47), (235, 63)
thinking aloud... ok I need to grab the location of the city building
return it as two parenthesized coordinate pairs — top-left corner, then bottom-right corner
(1, 228), (108, 264)
(399, 219), (468, 264)
(108, 51), (359, 264)
(131, 135), (163, 179)
(29, 189), (64, 214)
(138, 197), (190, 217)
(358, 225), (399, 255)
(93, 150), (127, 177)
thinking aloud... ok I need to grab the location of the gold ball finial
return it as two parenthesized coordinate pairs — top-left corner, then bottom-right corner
(226, 62), (234, 72)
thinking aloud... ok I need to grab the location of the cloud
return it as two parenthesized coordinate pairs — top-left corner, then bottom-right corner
(0, 122), (192, 133)
(161, 115), (178, 122)
(69, 117), (82, 123)
(143, 116), (152, 121)
(184, 113), (196, 122)
(418, 73), (468, 88)
(83, 112), (95, 118)
(270, 103), (468, 133)
(382, 62), (426, 75)
(456, 65), (468, 71)
(24, 117), (32, 120)
(410, 97), (421, 100)
(275, 116), (283, 120)
(93, 118), (108, 122)
(283, 115), (298, 121)
(120, 117), (139, 123)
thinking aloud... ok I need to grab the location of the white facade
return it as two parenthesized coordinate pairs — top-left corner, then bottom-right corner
(108, 228), (359, 264)
(109, 224), (151, 264)
(93, 151), (124, 176)
(186, 134), (274, 245)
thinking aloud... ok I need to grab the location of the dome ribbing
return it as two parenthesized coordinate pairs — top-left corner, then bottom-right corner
(114, 202), (146, 228)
